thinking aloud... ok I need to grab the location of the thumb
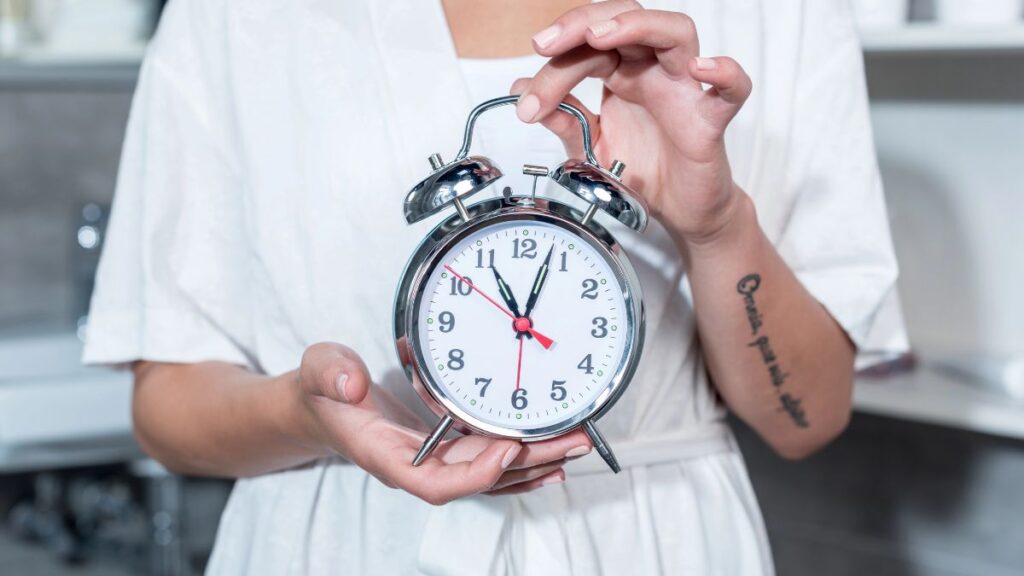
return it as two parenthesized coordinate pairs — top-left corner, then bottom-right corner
(299, 342), (371, 404)
(687, 56), (752, 130)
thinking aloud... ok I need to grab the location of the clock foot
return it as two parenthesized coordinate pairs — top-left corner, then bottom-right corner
(583, 420), (621, 474)
(412, 414), (455, 466)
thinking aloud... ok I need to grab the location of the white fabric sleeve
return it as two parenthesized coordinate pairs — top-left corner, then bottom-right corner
(772, 1), (909, 368)
(82, 0), (254, 369)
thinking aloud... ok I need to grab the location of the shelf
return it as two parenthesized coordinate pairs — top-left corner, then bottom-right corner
(0, 333), (136, 472)
(854, 368), (1024, 441)
(861, 24), (1024, 55)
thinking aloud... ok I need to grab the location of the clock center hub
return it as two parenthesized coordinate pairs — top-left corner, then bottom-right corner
(513, 316), (533, 333)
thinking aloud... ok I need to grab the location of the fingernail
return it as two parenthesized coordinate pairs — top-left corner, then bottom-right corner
(588, 20), (619, 39)
(565, 445), (591, 458)
(336, 373), (350, 402)
(532, 24), (561, 49)
(516, 94), (540, 123)
(501, 444), (522, 469)
(695, 57), (718, 71)
(541, 472), (565, 487)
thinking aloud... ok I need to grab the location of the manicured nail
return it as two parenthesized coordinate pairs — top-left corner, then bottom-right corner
(501, 444), (522, 469)
(695, 57), (718, 71)
(540, 472), (565, 487)
(588, 20), (619, 39)
(565, 445), (591, 458)
(336, 373), (350, 402)
(516, 94), (540, 123)
(532, 24), (561, 49)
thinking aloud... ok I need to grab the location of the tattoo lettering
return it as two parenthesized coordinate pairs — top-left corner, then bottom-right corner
(736, 273), (808, 428)
(748, 336), (776, 364)
(779, 394), (809, 428)
(769, 364), (790, 388)
(737, 274), (763, 335)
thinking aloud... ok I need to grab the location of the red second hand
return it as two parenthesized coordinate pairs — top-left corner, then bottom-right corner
(443, 264), (555, 350)
(515, 335), (524, 391)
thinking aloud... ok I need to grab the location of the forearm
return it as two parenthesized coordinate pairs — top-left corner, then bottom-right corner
(132, 361), (328, 477)
(675, 189), (855, 459)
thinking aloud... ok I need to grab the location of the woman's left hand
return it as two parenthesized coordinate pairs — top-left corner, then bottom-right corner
(512, 0), (752, 245)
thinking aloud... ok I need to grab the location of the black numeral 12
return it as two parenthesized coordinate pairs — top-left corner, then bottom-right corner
(513, 238), (537, 259)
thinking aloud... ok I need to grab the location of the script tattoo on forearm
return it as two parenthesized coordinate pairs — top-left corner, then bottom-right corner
(737, 274), (809, 428)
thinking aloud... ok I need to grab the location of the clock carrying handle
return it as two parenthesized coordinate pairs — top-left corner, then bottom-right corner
(455, 95), (600, 167)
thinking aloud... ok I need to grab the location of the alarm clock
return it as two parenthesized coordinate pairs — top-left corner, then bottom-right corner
(394, 95), (647, 473)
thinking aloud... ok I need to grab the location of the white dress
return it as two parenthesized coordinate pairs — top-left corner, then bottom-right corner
(83, 1), (908, 574)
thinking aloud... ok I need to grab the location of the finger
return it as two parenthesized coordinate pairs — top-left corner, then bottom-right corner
(687, 56), (752, 128)
(511, 79), (601, 160)
(300, 342), (371, 404)
(486, 469), (565, 497)
(585, 10), (700, 77)
(532, 0), (642, 57)
(516, 46), (618, 124)
(391, 439), (522, 506)
(504, 429), (592, 470)
(486, 461), (565, 492)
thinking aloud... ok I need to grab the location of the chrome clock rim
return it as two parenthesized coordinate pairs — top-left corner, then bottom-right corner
(393, 196), (646, 442)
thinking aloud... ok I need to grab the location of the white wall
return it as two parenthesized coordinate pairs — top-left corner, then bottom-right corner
(868, 56), (1024, 359)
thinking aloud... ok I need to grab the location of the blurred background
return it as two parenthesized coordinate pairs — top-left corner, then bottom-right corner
(1, 0), (1023, 574)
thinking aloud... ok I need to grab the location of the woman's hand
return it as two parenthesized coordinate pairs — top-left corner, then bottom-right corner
(512, 0), (752, 245)
(292, 342), (592, 504)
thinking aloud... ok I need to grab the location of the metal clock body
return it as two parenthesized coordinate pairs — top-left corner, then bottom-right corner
(393, 96), (650, 473)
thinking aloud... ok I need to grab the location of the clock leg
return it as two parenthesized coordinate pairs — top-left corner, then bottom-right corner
(583, 420), (621, 474)
(412, 414), (455, 466)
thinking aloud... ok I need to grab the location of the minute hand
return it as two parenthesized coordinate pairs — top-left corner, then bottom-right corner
(523, 245), (554, 319)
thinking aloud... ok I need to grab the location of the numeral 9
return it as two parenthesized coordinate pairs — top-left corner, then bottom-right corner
(438, 311), (455, 333)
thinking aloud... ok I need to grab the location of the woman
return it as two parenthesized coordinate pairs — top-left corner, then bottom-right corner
(85, 0), (906, 573)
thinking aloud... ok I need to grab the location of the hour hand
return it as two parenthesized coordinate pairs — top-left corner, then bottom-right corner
(490, 265), (522, 318)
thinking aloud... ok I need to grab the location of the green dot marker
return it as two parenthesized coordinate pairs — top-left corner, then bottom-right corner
(597, 370), (604, 376)
(516, 413), (523, 419)
(476, 240), (482, 246)
(438, 364), (444, 371)
(568, 243), (575, 249)
(427, 318), (433, 324)
(600, 278), (607, 285)
(471, 399), (477, 406)
(562, 402), (569, 409)
(441, 272), (448, 279)
(522, 230), (529, 236)
(611, 325), (617, 331)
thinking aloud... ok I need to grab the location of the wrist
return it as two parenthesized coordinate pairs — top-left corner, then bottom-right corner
(673, 186), (758, 260)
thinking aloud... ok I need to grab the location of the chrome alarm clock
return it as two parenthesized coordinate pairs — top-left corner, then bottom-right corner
(394, 95), (647, 473)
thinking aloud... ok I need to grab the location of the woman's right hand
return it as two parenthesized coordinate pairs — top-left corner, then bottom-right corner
(289, 342), (593, 505)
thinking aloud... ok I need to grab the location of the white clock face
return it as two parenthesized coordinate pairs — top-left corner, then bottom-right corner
(413, 218), (632, 434)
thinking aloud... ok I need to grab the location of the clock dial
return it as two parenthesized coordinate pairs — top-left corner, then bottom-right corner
(413, 218), (631, 433)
